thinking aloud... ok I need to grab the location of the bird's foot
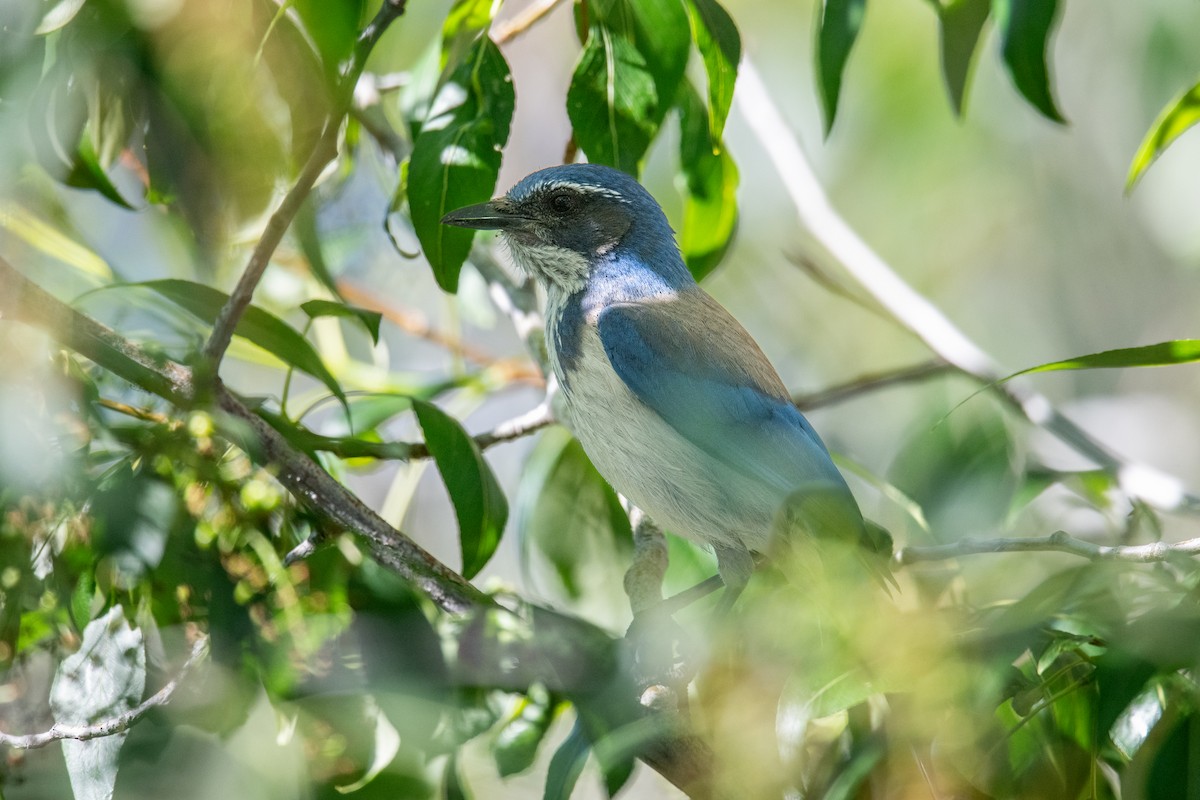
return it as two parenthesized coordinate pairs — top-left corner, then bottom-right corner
(623, 607), (699, 693)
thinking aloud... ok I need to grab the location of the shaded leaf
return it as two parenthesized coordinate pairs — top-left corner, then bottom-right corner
(543, 717), (590, 800)
(412, 399), (508, 579)
(1003, 339), (1200, 380)
(515, 429), (631, 600)
(125, 279), (347, 409)
(410, 35), (513, 293)
(566, 0), (690, 174)
(301, 299), (383, 345)
(684, 0), (741, 145)
(494, 688), (557, 777)
(677, 83), (738, 280)
(292, 196), (342, 298)
(992, 0), (1065, 123)
(1127, 80), (1200, 191)
(815, 0), (868, 134)
(934, 0), (990, 115)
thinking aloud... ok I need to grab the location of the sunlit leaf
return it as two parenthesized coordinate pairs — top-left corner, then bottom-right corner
(410, 35), (514, 292)
(49, 606), (145, 800)
(35, 0), (88, 33)
(1002, 339), (1200, 380)
(934, 0), (990, 115)
(0, 203), (112, 279)
(566, 0), (690, 174)
(494, 688), (557, 777)
(815, 0), (867, 134)
(543, 717), (590, 800)
(1127, 80), (1200, 191)
(684, 0), (741, 146)
(992, 0), (1065, 123)
(677, 83), (739, 280)
(301, 299), (383, 345)
(412, 399), (508, 579)
(120, 279), (347, 409)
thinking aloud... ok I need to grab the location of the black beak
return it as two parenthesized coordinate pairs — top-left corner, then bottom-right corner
(441, 201), (529, 231)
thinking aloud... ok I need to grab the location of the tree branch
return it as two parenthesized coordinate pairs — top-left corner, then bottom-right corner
(202, 0), (409, 367)
(735, 57), (1200, 514)
(492, 0), (566, 44)
(0, 255), (487, 613)
(0, 637), (209, 750)
(896, 531), (1200, 565)
(0, 257), (717, 797)
(793, 360), (954, 410)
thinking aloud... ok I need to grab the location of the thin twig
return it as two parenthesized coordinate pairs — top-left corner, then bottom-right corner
(492, 0), (566, 44)
(794, 360), (954, 410)
(0, 637), (209, 750)
(735, 57), (1200, 514)
(896, 530), (1200, 566)
(202, 0), (409, 367)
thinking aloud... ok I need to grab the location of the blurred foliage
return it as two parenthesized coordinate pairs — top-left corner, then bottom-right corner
(0, 0), (1198, 798)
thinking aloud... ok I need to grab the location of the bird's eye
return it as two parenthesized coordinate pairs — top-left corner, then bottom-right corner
(547, 191), (578, 214)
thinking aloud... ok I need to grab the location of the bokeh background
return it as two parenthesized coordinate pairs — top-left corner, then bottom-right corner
(2, 0), (1200, 796)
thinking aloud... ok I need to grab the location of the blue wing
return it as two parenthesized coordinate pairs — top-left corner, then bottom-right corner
(595, 289), (853, 505)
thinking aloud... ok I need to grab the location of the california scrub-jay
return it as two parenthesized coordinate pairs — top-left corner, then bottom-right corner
(444, 164), (883, 610)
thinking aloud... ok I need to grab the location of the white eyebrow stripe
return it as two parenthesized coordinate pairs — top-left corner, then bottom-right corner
(538, 181), (629, 203)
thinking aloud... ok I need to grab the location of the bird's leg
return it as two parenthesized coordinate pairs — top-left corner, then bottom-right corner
(712, 544), (756, 617)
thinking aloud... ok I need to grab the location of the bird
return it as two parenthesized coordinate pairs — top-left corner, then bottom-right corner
(443, 163), (887, 612)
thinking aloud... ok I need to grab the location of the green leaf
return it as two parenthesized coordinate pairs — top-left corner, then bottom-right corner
(934, 0), (990, 115)
(412, 399), (508, 579)
(566, 0), (690, 174)
(543, 717), (590, 800)
(1002, 340), (1200, 380)
(410, 35), (514, 293)
(1126, 80), (1200, 192)
(815, 0), (868, 134)
(444, 751), (472, 800)
(684, 0), (741, 146)
(494, 688), (557, 777)
(300, 299), (383, 345)
(677, 83), (739, 281)
(292, 196), (342, 298)
(992, 0), (1065, 123)
(515, 429), (631, 600)
(66, 132), (134, 210)
(128, 279), (347, 409)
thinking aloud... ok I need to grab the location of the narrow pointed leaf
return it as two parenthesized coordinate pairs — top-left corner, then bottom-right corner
(816, 0), (868, 134)
(412, 399), (507, 578)
(301, 299), (383, 345)
(1002, 340), (1200, 380)
(543, 718), (590, 800)
(992, 0), (1065, 123)
(935, 0), (990, 115)
(677, 83), (739, 280)
(684, 0), (741, 146)
(123, 279), (347, 408)
(66, 133), (134, 210)
(567, 0), (690, 174)
(410, 36), (514, 292)
(1126, 80), (1200, 191)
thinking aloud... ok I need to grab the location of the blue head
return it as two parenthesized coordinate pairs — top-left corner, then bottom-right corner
(442, 164), (692, 293)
